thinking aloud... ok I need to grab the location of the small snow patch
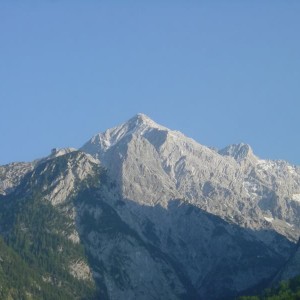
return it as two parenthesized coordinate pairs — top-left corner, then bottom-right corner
(264, 217), (274, 223)
(292, 194), (300, 202)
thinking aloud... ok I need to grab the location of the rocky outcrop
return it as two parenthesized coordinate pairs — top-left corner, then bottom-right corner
(82, 114), (300, 243)
(1, 113), (300, 299)
(0, 161), (34, 195)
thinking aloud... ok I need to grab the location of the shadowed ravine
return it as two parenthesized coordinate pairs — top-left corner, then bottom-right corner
(72, 182), (294, 300)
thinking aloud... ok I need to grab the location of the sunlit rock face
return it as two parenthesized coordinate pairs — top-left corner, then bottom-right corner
(80, 114), (300, 298)
(82, 114), (300, 242)
(1, 114), (300, 299)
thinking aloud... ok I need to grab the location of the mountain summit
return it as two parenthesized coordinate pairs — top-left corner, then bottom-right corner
(81, 114), (300, 298)
(1, 113), (300, 299)
(219, 142), (257, 162)
(82, 114), (300, 242)
(130, 113), (164, 127)
(81, 113), (165, 157)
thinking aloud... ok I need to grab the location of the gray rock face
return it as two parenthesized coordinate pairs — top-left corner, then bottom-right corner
(81, 114), (300, 242)
(219, 143), (256, 163)
(0, 162), (34, 195)
(80, 113), (300, 298)
(1, 113), (300, 299)
(0, 148), (78, 196)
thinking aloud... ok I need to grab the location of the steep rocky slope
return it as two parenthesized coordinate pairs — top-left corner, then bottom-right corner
(0, 150), (292, 299)
(0, 161), (34, 195)
(0, 113), (299, 299)
(82, 114), (300, 243)
(0, 152), (98, 299)
(274, 239), (300, 283)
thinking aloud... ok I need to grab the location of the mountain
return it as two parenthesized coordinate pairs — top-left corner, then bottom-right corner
(0, 113), (300, 300)
(0, 161), (34, 195)
(239, 240), (300, 299)
(82, 113), (300, 242)
(274, 239), (300, 283)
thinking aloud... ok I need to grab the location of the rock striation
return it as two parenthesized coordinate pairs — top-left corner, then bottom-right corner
(1, 113), (300, 299)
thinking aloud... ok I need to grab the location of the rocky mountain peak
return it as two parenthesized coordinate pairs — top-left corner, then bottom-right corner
(2, 114), (300, 300)
(129, 113), (161, 128)
(50, 147), (77, 158)
(219, 142), (257, 162)
(80, 114), (300, 241)
(81, 113), (168, 158)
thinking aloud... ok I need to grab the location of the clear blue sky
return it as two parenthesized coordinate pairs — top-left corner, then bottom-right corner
(1, 1), (299, 165)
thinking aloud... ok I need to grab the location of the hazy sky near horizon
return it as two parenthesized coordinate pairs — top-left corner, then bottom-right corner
(1, 1), (300, 165)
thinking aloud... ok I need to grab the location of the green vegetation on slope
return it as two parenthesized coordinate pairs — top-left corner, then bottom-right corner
(0, 236), (46, 300)
(239, 276), (300, 300)
(0, 154), (99, 299)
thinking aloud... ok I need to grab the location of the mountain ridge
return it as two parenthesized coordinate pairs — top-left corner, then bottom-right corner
(81, 114), (300, 242)
(0, 113), (300, 299)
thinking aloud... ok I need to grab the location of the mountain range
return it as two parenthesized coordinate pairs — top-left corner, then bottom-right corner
(0, 113), (299, 299)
